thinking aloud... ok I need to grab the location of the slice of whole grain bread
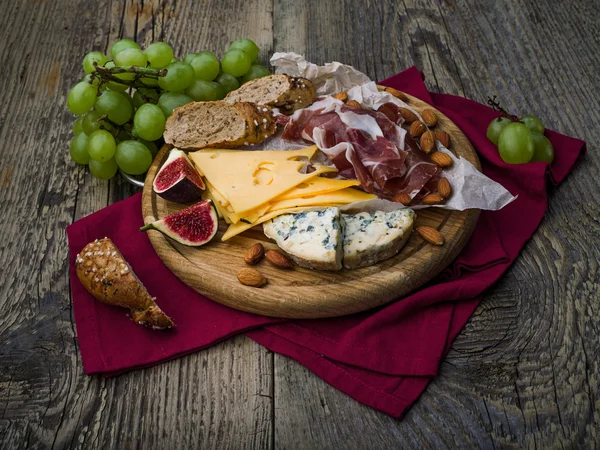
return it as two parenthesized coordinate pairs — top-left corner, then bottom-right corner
(163, 101), (276, 150)
(224, 74), (316, 114)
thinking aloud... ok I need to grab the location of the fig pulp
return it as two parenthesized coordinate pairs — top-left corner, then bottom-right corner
(153, 149), (205, 203)
(140, 200), (218, 246)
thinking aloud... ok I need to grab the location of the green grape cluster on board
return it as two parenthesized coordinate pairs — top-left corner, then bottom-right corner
(485, 98), (554, 165)
(67, 38), (272, 180)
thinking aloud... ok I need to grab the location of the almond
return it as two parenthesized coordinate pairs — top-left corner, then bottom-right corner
(422, 193), (444, 205)
(392, 193), (412, 205)
(244, 243), (264, 265)
(346, 100), (361, 108)
(265, 250), (293, 269)
(437, 177), (452, 199)
(420, 130), (435, 154)
(384, 86), (409, 102)
(434, 130), (451, 148)
(416, 226), (445, 246)
(399, 107), (418, 123)
(421, 109), (438, 127)
(333, 91), (348, 102)
(237, 268), (267, 287)
(409, 121), (427, 138)
(430, 151), (453, 168)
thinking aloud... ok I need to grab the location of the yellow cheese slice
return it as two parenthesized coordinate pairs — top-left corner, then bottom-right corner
(221, 207), (324, 241)
(228, 203), (271, 225)
(265, 188), (376, 212)
(189, 146), (338, 215)
(278, 177), (361, 200)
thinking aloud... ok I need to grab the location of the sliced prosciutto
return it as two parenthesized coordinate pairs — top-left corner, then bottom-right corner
(281, 97), (439, 199)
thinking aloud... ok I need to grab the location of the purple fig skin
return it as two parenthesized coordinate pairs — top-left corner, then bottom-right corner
(153, 149), (205, 204)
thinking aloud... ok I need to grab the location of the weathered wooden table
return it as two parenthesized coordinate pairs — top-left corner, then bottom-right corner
(1, 0), (598, 448)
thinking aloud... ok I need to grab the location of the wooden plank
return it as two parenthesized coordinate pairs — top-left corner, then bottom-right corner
(272, 0), (600, 448)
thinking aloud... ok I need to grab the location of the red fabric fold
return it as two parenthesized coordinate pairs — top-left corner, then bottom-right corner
(66, 66), (585, 418)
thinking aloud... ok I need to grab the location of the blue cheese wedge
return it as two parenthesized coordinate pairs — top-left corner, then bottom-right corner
(340, 209), (416, 269)
(263, 208), (343, 270)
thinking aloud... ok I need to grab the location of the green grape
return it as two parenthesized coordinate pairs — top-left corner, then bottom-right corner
(157, 92), (193, 117)
(145, 42), (174, 69)
(520, 115), (545, 134)
(72, 117), (84, 135)
(134, 104), (166, 141)
(115, 140), (153, 175)
(221, 49), (251, 77)
(497, 122), (534, 164)
(486, 117), (512, 145)
(228, 39), (260, 62)
(82, 109), (104, 135)
(114, 48), (148, 67)
(158, 61), (195, 92)
(530, 131), (554, 163)
(81, 74), (103, 90)
(184, 53), (199, 64)
(67, 82), (98, 115)
(103, 61), (128, 92)
(138, 138), (159, 157)
(131, 127), (139, 138)
(140, 74), (159, 87)
(95, 90), (133, 125)
(89, 158), (118, 180)
(87, 129), (117, 162)
(189, 52), (220, 81)
(69, 133), (90, 165)
(115, 130), (131, 143)
(122, 90), (135, 111)
(185, 80), (225, 101)
(82, 51), (108, 74)
(216, 72), (240, 93)
(110, 39), (140, 59)
(241, 65), (271, 83)
(137, 88), (160, 104)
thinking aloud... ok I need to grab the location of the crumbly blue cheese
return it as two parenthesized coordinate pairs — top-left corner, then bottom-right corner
(340, 209), (415, 269)
(263, 208), (343, 270)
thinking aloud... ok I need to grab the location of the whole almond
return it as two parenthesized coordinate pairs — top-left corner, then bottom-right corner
(333, 91), (348, 102)
(399, 107), (418, 123)
(265, 250), (293, 269)
(416, 226), (445, 246)
(384, 86), (409, 102)
(244, 243), (264, 265)
(409, 121), (427, 138)
(346, 100), (361, 108)
(422, 193), (444, 205)
(392, 193), (412, 205)
(237, 268), (267, 287)
(430, 151), (453, 168)
(420, 130), (435, 154)
(421, 109), (438, 127)
(437, 177), (452, 199)
(434, 130), (451, 148)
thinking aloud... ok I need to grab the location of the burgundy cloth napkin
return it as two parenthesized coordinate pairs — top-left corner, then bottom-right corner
(67, 67), (585, 418)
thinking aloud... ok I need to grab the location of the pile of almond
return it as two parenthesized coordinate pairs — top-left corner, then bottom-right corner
(237, 243), (293, 287)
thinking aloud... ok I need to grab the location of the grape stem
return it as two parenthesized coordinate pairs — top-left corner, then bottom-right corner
(90, 63), (167, 90)
(96, 114), (135, 139)
(487, 96), (519, 121)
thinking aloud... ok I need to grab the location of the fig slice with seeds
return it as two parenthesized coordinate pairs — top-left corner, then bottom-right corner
(141, 200), (218, 246)
(153, 149), (205, 203)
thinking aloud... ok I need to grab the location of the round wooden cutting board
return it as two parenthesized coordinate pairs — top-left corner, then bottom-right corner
(141, 94), (481, 318)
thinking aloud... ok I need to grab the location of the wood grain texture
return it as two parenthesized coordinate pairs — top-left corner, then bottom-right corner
(141, 95), (479, 318)
(0, 0), (598, 448)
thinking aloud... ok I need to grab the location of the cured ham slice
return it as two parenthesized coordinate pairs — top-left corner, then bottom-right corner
(281, 97), (439, 199)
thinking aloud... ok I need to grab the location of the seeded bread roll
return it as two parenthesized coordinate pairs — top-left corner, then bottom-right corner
(163, 101), (276, 150)
(75, 238), (174, 329)
(225, 74), (316, 114)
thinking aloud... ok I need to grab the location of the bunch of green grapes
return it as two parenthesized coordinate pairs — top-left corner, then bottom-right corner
(68, 38), (271, 180)
(486, 104), (554, 164)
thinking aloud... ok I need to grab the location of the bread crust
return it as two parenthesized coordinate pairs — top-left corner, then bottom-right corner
(75, 238), (174, 329)
(163, 101), (276, 150)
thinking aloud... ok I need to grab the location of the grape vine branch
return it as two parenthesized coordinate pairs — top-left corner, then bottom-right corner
(89, 63), (167, 90)
(487, 96), (519, 121)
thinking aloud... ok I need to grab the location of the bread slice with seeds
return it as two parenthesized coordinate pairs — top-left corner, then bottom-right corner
(224, 74), (316, 114)
(75, 238), (174, 329)
(163, 101), (276, 150)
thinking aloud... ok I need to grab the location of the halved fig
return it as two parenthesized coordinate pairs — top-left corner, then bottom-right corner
(140, 200), (218, 246)
(153, 149), (205, 203)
